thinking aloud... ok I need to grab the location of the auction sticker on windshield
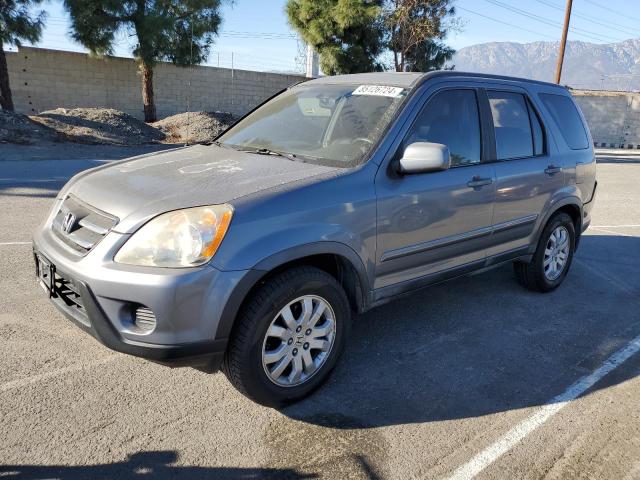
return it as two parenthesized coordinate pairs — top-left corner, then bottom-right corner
(352, 85), (405, 98)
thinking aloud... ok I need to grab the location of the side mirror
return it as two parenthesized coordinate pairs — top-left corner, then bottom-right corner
(398, 142), (451, 174)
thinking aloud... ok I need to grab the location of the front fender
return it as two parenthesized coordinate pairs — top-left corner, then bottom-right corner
(253, 240), (370, 288)
(210, 168), (378, 278)
(212, 240), (372, 343)
(212, 221), (374, 279)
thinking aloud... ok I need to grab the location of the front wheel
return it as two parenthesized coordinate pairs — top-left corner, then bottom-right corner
(514, 212), (576, 292)
(222, 266), (351, 407)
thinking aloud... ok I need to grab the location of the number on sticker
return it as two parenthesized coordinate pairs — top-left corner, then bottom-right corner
(352, 85), (405, 98)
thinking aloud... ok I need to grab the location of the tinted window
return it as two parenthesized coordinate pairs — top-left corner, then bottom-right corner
(405, 90), (481, 167)
(529, 102), (545, 156)
(488, 91), (534, 160)
(539, 93), (589, 150)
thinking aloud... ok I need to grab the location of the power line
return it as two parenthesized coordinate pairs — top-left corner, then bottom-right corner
(221, 31), (296, 39)
(582, 0), (640, 23)
(39, 36), (295, 68)
(533, 0), (640, 38)
(457, 6), (557, 40)
(483, 0), (625, 43)
(18, 40), (300, 73)
(45, 16), (297, 41)
(485, 0), (623, 42)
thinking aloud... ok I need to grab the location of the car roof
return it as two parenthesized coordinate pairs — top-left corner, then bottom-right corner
(305, 72), (424, 88)
(304, 71), (567, 92)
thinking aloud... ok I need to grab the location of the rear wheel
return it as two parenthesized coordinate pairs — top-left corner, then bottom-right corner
(222, 266), (350, 407)
(514, 212), (576, 292)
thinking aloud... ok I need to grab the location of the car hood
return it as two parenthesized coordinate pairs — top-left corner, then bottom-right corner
(66, 144), (338, 233)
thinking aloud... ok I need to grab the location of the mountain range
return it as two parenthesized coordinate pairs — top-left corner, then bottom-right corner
(452, 38), (640, 91)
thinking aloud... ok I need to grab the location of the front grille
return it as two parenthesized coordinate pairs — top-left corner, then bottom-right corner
(52, 196), (118, 254)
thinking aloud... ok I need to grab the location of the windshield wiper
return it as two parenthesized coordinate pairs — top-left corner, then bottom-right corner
(217, 143), (302, 161)
(212, 140), (233, 149)
(246, 148), (298, 161)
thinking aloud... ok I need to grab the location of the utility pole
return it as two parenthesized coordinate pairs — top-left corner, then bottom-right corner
(555, 0), (573, 84)
(306, 44), (319, 78)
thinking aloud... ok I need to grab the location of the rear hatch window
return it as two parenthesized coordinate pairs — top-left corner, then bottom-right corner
(539, 93), (589, 150)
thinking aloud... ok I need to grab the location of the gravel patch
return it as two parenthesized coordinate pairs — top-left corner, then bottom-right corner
(0, 110), (60, 144)
(31, 108), (165, 145)
(153, 111), (235, 144)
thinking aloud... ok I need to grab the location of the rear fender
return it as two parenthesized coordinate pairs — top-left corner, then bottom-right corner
(530, 194), (583, 254)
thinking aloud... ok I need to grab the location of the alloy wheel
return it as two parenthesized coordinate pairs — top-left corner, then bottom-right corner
(261, 295), (336, 387)
(544, 225), (570, 281)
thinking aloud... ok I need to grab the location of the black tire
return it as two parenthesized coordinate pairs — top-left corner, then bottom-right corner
(222, 266), (351, 407)
(514, 212), (576, 293)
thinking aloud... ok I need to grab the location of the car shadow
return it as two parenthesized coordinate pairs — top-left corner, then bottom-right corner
(282, 234), (640, 429)
(0, 450), (319, 480)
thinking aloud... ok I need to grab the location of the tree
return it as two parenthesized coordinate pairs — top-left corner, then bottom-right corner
(383, 0), (456, 72)
(0, 1), (46, 111)
(286, 0), (457, 76)
(404, 38), (454, 72)
(286, 0), (385, 75)
(63, 0), (224, 122)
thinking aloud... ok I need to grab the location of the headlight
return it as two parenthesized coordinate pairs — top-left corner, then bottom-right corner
(114, 204), (233, 268)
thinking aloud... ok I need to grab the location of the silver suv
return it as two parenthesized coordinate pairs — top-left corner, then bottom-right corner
(33, 72), (597, 406)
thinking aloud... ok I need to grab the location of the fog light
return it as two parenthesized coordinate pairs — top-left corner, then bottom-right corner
(134, 306), (156, 333)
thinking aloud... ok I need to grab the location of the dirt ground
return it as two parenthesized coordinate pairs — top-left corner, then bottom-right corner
(0, 108), (235, 148)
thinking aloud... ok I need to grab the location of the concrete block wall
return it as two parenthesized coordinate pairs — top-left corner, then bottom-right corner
(7, 48), (639, 148)
(572, 90), (640, 149)
(5, 47), (305, 120)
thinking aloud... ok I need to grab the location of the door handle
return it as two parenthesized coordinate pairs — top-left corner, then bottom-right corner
(467, 176), (494, 188)
(545, 165), (562, 175)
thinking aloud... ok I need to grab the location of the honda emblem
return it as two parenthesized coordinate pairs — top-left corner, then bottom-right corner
(62, 212), (77, 233)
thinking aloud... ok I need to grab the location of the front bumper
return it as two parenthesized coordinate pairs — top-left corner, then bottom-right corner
(33, 222), (254, 371)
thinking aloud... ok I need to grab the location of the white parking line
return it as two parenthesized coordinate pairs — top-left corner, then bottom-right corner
(448, 333), (640, 480)
(591, 224), (640, 228)
(591, 227), (635, 238)
(0, 241), (32, 246)
(0, 356), (118, 394)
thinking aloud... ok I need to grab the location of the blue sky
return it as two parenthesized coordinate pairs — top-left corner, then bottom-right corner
(7, 0), (640, 73)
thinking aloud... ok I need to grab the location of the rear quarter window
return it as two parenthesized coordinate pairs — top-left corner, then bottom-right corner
(539, 93), (589, 150)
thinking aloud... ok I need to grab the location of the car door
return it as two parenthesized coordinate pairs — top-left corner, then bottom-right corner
(481, 87), (565, 258)
(374, 87), (496, 292)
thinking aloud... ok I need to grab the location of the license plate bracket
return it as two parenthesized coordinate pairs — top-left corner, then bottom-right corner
(35, 253), (56, 298)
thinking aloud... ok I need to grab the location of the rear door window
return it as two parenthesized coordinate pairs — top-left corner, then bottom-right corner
(539, 93), (589, 150)
(405, 89), (482, 167)
(487, 91), (535, 160)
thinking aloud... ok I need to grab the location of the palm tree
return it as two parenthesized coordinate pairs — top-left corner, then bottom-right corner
(0, 0), (46, 111)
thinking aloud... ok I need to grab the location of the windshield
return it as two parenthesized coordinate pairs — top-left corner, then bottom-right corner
(217, 83), (409, 168)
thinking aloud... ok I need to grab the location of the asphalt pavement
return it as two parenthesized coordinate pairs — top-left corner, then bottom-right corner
(1, 146), (639, 479)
